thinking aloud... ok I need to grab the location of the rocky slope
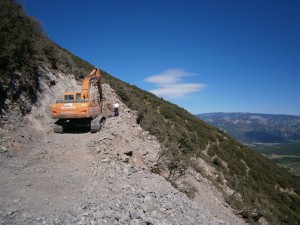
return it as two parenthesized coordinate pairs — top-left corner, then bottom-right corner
(0, 66), (246, 225)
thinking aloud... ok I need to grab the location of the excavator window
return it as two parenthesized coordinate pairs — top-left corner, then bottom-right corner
(76, 93), (81, 100)
(64, 95), (74, 100)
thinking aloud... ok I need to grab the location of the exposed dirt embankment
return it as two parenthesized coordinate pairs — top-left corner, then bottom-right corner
(0, 66), (246, 224)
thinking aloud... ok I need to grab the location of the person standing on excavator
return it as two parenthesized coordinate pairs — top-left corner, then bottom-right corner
(113, 102), (119, 117)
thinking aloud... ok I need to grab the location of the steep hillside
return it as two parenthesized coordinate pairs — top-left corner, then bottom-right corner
(1, 1), (300, 224)
(197, 112), (300, 144)
(1, 68), (247, 224)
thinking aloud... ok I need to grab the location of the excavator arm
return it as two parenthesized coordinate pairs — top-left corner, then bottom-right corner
(80, 67), (102, 100)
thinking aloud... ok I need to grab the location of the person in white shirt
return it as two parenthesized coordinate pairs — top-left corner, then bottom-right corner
(113, 102), (119, 116)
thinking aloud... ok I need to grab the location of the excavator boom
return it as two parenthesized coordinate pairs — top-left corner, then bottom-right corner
(80, 68), (102, 100)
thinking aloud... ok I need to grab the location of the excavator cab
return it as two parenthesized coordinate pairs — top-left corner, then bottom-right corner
(63, 93), (75, 100)
(63, 92), (81, 101)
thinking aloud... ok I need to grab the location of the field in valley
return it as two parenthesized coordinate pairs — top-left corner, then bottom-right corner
(254, 142), (300, 176)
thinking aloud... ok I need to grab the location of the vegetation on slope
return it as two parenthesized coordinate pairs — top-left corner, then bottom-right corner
(1, 1), (300, 224)
(0, 0), (42, 113)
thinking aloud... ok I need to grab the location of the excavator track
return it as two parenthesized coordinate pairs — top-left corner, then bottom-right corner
(54, 124), (63, 133)
(91, 116), (106, 133)
(54, 119), (64, 133)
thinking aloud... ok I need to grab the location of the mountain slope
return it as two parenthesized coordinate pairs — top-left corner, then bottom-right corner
(1, 1), (300, 224)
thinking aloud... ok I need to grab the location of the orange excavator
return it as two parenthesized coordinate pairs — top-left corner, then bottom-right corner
(50, 67), (105, 133)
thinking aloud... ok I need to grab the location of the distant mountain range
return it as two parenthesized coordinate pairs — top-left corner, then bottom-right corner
(196, 112), (300, 145)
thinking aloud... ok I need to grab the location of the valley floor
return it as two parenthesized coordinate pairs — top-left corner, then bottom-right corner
(254, 143), (300, 176)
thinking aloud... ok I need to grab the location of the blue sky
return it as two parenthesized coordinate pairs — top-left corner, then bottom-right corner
(20, 0), (300, 115)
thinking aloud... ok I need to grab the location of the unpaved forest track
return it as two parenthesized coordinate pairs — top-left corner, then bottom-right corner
(0, 128), (96, 221)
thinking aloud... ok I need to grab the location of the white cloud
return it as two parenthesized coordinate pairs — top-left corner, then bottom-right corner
(151, 83), (206, 99)
(144, 68), (195, 84)
(144, 68), (206, 99)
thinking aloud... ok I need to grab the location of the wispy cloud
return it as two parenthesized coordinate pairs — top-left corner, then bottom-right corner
(144, 68), (206, 99)
(144, 68), (195, 84)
